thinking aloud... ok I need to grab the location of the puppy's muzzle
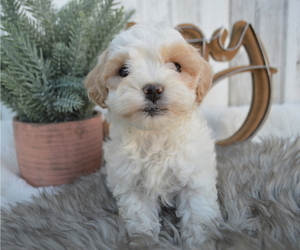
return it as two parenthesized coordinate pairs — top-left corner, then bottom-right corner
(143, 84), (164, 103)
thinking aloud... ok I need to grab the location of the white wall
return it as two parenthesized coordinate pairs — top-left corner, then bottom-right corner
(283, 0), (300, 103)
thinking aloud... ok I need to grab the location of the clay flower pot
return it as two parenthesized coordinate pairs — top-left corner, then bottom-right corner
(13, 112), (103, 187)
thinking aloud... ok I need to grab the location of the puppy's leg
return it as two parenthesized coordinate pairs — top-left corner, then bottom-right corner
(116, 189), (161, 240)
(176, 180), (220, 249)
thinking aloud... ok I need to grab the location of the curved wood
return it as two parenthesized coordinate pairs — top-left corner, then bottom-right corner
(177, 21), (277, 146)
(213, 65), (277, 83)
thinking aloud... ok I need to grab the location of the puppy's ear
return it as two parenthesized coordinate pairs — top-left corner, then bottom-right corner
(84, 49), (109, 108)
(195, 56), (213, 103)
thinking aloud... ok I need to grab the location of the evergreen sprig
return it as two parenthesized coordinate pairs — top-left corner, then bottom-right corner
(1, 0), (134, 123)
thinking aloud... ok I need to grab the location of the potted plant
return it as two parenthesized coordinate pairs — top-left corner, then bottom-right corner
(1, 0), (133, 187)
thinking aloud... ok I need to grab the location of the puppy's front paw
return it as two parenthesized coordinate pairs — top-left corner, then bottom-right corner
(125, 217), (161, 242)
(181, 222), (207, 250)
(180, 218), (220, 250)
(127, 232), (160, 249)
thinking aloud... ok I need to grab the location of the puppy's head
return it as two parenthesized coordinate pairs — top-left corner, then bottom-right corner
(85, 25), (212, 130)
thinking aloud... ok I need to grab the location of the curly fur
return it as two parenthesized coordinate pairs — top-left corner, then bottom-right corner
(84, 25), (219, 248)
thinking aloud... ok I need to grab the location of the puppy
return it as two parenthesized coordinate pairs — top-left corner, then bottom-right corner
(85, 25), (220, 249)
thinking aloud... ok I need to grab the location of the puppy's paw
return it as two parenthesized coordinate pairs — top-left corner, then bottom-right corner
(180, 218), (221, 250)
(128, 233), (160, 249)
(181, 222), (207, 250)
(126, 220), (161, 242)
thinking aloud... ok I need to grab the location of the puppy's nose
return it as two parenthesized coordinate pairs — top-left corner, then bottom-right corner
(142, 84), (164, 103)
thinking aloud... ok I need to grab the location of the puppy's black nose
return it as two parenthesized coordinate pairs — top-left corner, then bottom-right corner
(142, 84), (164, 103)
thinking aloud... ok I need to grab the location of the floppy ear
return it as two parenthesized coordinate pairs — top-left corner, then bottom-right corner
(195, 55), (213, 103)
(84, 49), (109, 108)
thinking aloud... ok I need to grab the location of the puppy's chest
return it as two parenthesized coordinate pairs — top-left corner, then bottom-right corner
(107, 129), (199, 196)
(136, 148), (186, 196)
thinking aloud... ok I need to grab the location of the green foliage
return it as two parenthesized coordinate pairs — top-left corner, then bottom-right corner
(1, 0), (134, 123)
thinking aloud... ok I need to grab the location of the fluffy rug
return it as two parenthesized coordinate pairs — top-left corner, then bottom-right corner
(1, 137), (299, 250)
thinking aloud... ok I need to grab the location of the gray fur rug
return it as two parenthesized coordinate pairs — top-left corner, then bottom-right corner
(1, 137), (300, 250)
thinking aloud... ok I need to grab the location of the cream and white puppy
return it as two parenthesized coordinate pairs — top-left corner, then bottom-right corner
(85, 25), (220, 248)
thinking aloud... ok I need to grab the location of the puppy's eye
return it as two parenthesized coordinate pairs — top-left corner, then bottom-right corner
(174, 62), (181, 73)
(119, 66), (129, 77)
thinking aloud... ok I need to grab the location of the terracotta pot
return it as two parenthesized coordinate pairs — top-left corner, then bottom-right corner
(13, 112), (103, 187)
